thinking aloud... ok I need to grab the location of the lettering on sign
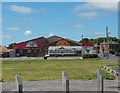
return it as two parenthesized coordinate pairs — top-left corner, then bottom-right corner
(56, 40), (70, 46)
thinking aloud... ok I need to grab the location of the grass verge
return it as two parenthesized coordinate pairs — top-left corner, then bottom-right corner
(2, 58), (117, 82)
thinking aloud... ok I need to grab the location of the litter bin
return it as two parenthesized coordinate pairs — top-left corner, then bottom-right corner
(44, 56), (47, 60)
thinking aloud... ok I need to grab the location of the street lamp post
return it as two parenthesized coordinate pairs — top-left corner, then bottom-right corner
(106, 27), (110, 59)
(82, 35), (83, 57)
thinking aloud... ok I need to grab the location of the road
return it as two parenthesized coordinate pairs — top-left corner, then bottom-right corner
(0, 57), (82, 60)
(104, 55), (120, 62)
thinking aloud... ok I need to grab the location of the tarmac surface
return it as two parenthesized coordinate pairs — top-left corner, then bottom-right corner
(106, 55), (120, 61)
(0, 55), (120, 61)
(0, 57), (82, 60)
(1, 80), (119, 92)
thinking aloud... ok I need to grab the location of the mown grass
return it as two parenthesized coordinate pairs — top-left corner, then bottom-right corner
(2, 58), (117, 82)
(107, 65), (119, 68)
(101, 69), (115, 80)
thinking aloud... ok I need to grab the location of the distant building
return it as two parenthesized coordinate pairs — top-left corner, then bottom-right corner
(82, 43), (95, 54)
(100, 40), (118, 54)
(94, 43), (100, 54)
(0, 46), (13, 57)
(13, 36), (82, 57)
(10, 36), (95, 57)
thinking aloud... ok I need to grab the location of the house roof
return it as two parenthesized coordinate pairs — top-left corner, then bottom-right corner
(46, 36), (81, 45)
(0, 46), (9, 52)
(13, 35), (82, 49)
(46, 36), (62, 43)
(14, 37), (45, 46)
(43, 38), (82, 46)
(82, 43), (94, 47)
(14, 37), (45, 49)
(8, 49), (14, 52)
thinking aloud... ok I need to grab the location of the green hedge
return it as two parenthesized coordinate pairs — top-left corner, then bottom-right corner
(83, 54), (98, 58)
(109, 49), (115, 54)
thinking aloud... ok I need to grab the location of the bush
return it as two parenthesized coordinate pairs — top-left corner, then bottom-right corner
(83, 54), (98, 58)
(109, 49), (115, 54)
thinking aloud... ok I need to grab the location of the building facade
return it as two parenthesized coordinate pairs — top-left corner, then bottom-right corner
(100, 40), (118, 55)
(12, 36), (83, 57)
(11, 36), (95, 57)
(0, 46), (13, 57)
(82, 43), (95, 54)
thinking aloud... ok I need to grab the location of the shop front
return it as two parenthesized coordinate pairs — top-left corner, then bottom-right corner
(48, 46), (82, 56)
(43, 38), (82, 56)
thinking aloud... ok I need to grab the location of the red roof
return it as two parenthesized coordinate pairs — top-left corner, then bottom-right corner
(14, 37), (44, 49)
(43, 38), (82, 46)
(82, 43), (94, 47)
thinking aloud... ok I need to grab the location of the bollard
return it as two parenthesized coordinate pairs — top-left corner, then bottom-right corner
(110, 69), (113, 73)
(107, 68), (110, 71)
(97, 69), (104, 93)
(62, 71), (69, 93)
(102, 65), (104, 68)
(44, 56), (47, 60)
(112, 70), (117, 74)
(104, 66), (106, 69)
(15, 75), (23, 93)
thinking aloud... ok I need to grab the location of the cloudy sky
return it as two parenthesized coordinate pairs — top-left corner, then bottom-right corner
(2, 2), (118, 46)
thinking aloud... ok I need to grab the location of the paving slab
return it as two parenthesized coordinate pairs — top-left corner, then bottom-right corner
(1, 80), (119, 92)
(0, 82), (2, 93)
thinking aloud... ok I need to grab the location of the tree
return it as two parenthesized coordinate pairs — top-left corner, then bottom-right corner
(79, 36), (118, 44)
(80, 38), (89, 43)
(117, 47), (120, 52)
(8, 43), (16, 49)
(89, 38), (94, 43)
(97, 37), (106, 43)
(108, 37), (118, 41)
(118, 39), (120, 43)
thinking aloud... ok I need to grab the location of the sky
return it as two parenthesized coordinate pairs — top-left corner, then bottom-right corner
(1, 2), (118, 46)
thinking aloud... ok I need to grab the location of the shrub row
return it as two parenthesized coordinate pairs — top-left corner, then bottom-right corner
(83, 54), (98, 58)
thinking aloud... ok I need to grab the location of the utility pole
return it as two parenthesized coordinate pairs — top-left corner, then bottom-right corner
(106, 27), (110, 59)
(82, 35), (83, 57)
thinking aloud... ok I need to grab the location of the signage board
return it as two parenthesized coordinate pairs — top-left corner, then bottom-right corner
(84, 47), (87, 50)
(56, 40), (70, 46)
(26, 41), (38, 47)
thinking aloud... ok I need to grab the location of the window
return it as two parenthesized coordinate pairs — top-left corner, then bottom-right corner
(55, 50), (57, 53)
(61, 51), (64, 53)
(27, 50), (31, 53)
(57, 50), (60, 53)
(86, 50), (89, 53)
(49, 50), (54, 53)
(74, 50), (76, 53)
(19, 49), (23, 54)
(34, 50), (37, 53)
(65, 50), (68, 53)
